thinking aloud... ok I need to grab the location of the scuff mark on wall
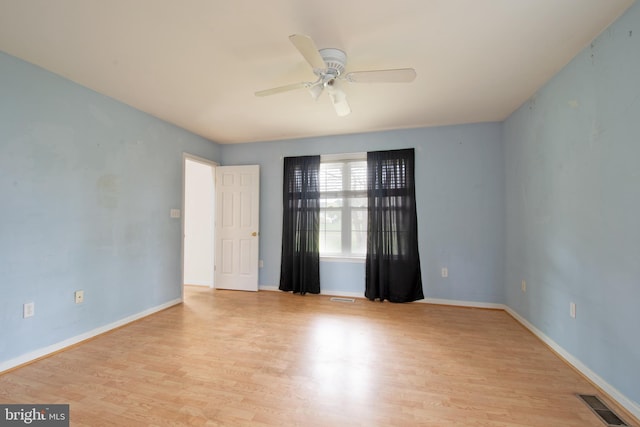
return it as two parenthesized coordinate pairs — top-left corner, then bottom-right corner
(97, 174), (120, 209)
(590, 120), (605, 144)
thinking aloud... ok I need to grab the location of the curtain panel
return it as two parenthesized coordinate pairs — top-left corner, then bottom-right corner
(365, 149), (424, 302)
(279, 155), (321, 294)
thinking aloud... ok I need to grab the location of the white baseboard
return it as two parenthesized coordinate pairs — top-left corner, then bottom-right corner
(318, 290), (364, 299)
(420, 298), (506, 310)
(259, 285), (363, 299)
(0, 298), (182, 374)
(505, 307), (640, 421)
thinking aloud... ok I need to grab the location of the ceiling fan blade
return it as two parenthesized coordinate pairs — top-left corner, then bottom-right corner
(255, 82), (309, 97)
(326, 85), (351, 117)
(344, 68), (417, 83)
(289, 34), (326, 71)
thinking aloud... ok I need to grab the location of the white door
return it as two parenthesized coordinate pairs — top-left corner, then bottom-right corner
(214, 165), (260, 291)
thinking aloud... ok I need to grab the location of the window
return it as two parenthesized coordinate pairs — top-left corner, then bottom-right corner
(319, 153), (367, 258)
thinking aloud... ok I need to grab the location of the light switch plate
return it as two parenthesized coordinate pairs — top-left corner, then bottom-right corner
(570, 302), (576, 318)
(23, 302), (34, 318)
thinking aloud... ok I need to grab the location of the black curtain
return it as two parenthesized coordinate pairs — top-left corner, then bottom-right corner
(365, 149), (424, 302)
(279, 156), (321, 294)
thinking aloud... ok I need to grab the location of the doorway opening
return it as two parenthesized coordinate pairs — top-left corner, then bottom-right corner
(182, 154), (217, 291)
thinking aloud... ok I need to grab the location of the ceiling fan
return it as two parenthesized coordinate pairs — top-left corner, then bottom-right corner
(255, 34), (417, 117)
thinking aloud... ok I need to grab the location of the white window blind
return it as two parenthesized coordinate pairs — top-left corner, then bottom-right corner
(319, 154), (367, 258)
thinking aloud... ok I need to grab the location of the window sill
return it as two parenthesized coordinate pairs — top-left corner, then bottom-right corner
(320, 256), (366, 264)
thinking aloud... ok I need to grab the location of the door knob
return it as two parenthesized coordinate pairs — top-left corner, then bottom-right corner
(252, 232), (258, 237)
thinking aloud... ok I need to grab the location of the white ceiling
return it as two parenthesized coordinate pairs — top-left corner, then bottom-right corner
(0, 0), (634, 144)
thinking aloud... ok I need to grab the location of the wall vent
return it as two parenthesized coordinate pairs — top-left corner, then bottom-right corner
(577, 394), (629, 426)
(330, 297), (355, 303)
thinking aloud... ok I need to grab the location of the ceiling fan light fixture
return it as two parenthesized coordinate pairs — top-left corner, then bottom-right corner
(333, 99), (351, 117)
(309, 83), (323, 100)
(328, 87), (351, 117)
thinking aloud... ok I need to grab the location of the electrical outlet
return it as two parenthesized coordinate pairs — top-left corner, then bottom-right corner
(521, 280), (526, 292)
(570, 302), (576, 318)
(170, 209), (181, 218)
(23, 302), (34, 318)
(441, 267), (448, 278)
(75, 290), (84, 304)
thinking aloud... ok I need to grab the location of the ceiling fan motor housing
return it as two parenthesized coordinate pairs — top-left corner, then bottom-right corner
(317, 48), (347, 77)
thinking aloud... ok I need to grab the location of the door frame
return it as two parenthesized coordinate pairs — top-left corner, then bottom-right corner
(181, 153), (219, 301)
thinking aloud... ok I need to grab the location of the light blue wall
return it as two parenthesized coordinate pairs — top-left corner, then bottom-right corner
(0, 53), (221, 362)
(222, 124), (505, 303)
(503, 4), (640, 407)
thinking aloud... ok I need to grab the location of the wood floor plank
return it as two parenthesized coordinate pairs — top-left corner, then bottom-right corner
(0, 285), (634, 426)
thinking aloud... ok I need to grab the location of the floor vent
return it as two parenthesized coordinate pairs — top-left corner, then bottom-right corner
(330, 297), (356, 303)
(577, 394), (628, 426)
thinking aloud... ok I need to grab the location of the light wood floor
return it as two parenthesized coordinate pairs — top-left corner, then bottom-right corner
(0, 286), (634, 426)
